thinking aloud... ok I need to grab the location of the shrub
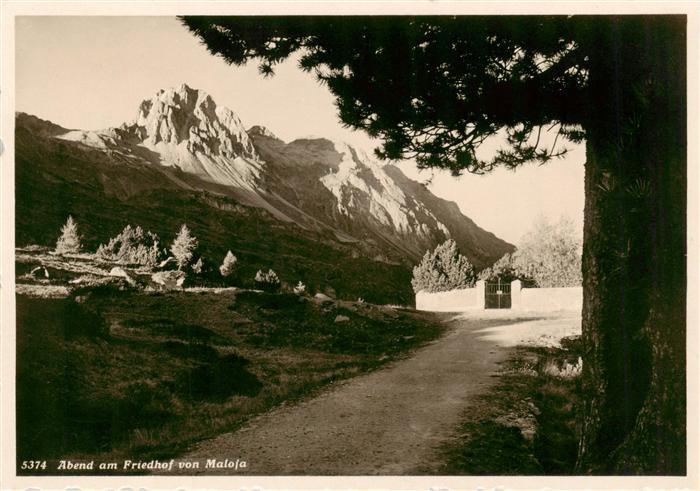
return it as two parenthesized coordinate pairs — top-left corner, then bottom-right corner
(191, 257), (204, 274)
(293, 281), (307, 294)
(478, 252), (522, 283)
(254, 269), (281, 292)
(96, 225), (161, 267)
(170, 224), (198, 270)
(219, 251), (237, 277)
(411, 239), (476, 293)
(55, 215), (81, 254)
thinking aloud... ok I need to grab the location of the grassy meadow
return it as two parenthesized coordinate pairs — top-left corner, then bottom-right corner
(16, 282), (444, 473)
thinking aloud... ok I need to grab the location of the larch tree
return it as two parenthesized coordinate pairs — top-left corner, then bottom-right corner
(170, 224), (198, 270)
(55, 215), (81, 254)
(180, 15), (687, 473)
(219, 250), (238, 277)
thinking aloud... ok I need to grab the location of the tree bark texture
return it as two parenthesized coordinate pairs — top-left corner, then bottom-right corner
(577, 16), (687, 474)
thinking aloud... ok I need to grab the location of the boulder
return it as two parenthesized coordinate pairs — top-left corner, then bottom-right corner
(314, 293), (333, 303)
(151, 270), (186, 290)
(109, 266), (127, 277)
(157, 256), (178, 270)
(30, 265), (49, 279)
(334, 315), (350, 323)
(109, 266), (136, 286)
(70, 275), (107, 287)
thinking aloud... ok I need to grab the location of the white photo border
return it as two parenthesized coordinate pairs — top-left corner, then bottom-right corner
(1, 2), (698, 490)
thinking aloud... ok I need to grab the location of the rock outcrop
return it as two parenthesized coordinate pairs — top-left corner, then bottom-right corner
(151, 270), (186, 290)
(129, 84), (258, 160)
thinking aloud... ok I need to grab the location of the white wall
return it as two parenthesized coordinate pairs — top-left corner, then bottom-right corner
(416, 280), (582, 312)
(514, 284), (582, 312)
(415, 281), (483, 311)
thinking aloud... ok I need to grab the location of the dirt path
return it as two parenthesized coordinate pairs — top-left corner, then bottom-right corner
(175, 313), (549, 475)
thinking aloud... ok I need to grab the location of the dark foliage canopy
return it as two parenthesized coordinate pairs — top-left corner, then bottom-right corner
(179, 15), (601, 173)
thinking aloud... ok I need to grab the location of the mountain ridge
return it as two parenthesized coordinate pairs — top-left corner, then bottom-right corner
(15, 84), (514, 269)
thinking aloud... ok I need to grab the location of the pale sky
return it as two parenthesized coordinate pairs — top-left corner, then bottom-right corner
(15, 16), (585, 245)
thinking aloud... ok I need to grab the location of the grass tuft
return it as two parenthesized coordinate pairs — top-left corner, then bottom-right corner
(438, 341), (582, 475)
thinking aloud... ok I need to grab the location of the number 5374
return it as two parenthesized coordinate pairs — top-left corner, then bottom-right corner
(20, 460), (47, 470)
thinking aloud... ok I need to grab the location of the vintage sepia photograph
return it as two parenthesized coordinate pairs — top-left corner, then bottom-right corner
(0, 2), (697, 489)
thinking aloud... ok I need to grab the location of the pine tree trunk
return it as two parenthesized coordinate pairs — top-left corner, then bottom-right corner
(576, 16), (686, 474)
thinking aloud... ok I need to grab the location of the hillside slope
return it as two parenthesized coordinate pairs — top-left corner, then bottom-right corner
(15, 84), (514, 301)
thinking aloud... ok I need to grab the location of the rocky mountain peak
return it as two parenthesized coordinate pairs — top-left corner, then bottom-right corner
(128, 84), (257, 160)
(248, 125), (279, 140)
